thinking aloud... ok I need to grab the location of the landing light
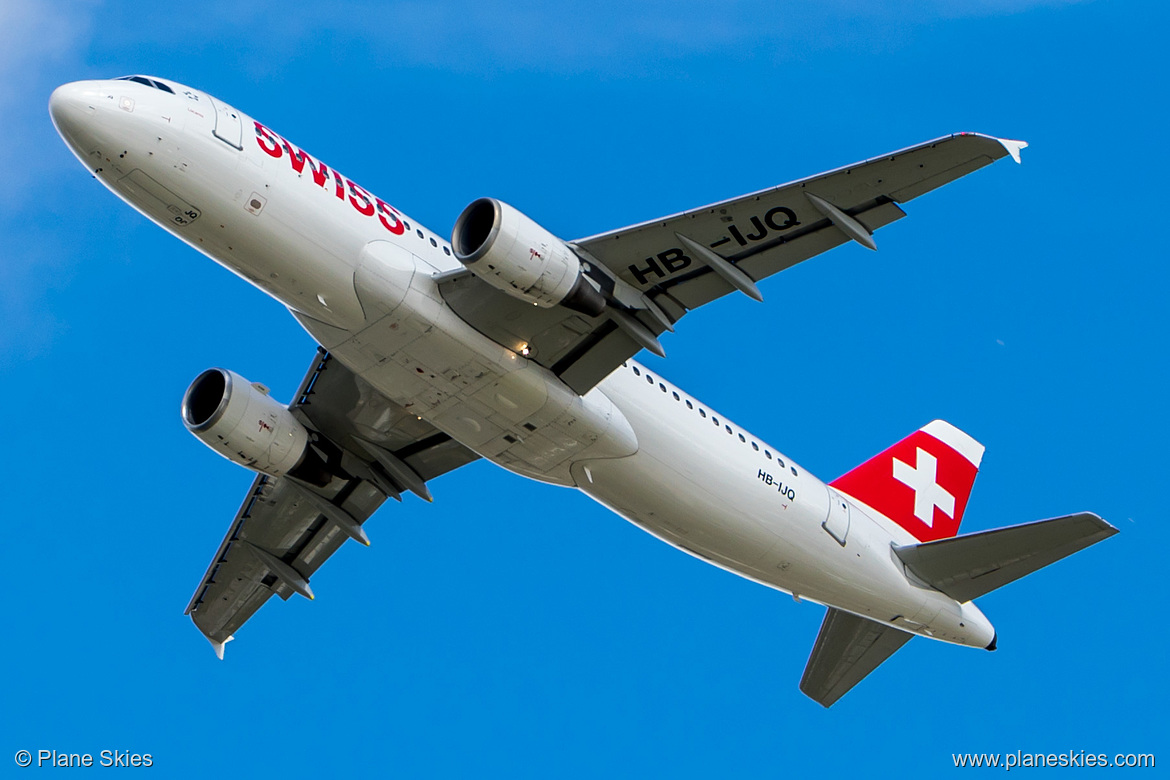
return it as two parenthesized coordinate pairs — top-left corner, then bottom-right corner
(519, 343), (531, 357)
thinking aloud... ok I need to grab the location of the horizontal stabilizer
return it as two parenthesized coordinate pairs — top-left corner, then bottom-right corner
(894, 512), (1118, 603)
(800, 608), (914, 708)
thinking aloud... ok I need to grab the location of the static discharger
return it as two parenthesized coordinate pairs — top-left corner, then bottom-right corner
(242, 541), (315, 601)
(804, 192), (877, 251)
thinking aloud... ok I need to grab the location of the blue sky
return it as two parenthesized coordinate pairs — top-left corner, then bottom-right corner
(4, 0), (1166, 775)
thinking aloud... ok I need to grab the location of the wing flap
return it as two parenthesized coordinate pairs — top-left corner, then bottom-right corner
(800, 608), (914, 708)
(893, 512), (1118, 603)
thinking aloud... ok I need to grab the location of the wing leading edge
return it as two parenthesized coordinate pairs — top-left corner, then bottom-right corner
(185, 350), (479, 656)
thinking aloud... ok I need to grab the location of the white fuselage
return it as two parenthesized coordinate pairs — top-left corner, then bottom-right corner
(50, 78), (994, 649)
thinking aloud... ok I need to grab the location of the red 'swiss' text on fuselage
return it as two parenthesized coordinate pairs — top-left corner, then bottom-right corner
(253, 121), (405, 236)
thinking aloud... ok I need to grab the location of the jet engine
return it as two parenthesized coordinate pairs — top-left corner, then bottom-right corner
(181, 368), (330, 485)
(451, 198), (606, 316)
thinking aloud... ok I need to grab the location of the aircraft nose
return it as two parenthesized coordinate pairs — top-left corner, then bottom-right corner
(50, 81), (86, 123)
(49, 81), (99, 148)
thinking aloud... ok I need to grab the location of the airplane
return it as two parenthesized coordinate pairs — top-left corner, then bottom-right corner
(49, 75), (1117, 707)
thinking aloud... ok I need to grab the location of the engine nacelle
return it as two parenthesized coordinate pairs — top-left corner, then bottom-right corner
(452, 198), (606, 316)
(181, 368), (329, 485)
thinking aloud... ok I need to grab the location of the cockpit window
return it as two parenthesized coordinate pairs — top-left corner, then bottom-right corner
(114, 75), (175, 94)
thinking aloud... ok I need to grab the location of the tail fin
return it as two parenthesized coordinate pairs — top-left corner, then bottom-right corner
(831, 420), (984, 542)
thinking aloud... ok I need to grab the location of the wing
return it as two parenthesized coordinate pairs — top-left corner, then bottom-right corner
(800, 608), (914, 708)
(184, 349), (479, 656)
(441, 132), (1025, 393)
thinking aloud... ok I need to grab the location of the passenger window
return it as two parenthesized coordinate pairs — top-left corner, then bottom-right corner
(633, 367), (641, 376)
(659, 383), (666, 392)
(725, 425), (732, 434)
(751, 442), (759, 451)
(672, 392), (680, 401)
(791, 466), (798, 476)
(685, 400), (693, 409)
(738, 433), (746, 442)
(712, 417), (719, 425)
(700, 409), (706, 418)
(430, 237), (437, 247)
(443, 246), (451, 255)
(646, 375), (653, 384)
(765, 450), (773, 459)
(416, 229), (424, 239)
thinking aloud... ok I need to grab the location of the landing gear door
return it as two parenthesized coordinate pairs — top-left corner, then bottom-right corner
(208, 95), (243, 150)
(823, 488), (850, 546)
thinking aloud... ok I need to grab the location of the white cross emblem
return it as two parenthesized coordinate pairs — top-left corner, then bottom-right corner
(892, 447), (955, 526)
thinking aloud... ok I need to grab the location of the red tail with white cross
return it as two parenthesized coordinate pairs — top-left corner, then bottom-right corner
(830, 420), (984, 542)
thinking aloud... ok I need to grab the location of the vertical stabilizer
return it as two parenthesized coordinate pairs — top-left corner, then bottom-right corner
(831, 420), (983, 542)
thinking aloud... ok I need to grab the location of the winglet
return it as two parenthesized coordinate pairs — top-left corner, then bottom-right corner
(207, 634), (234, 660)
(997, 138), (1027, 164)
